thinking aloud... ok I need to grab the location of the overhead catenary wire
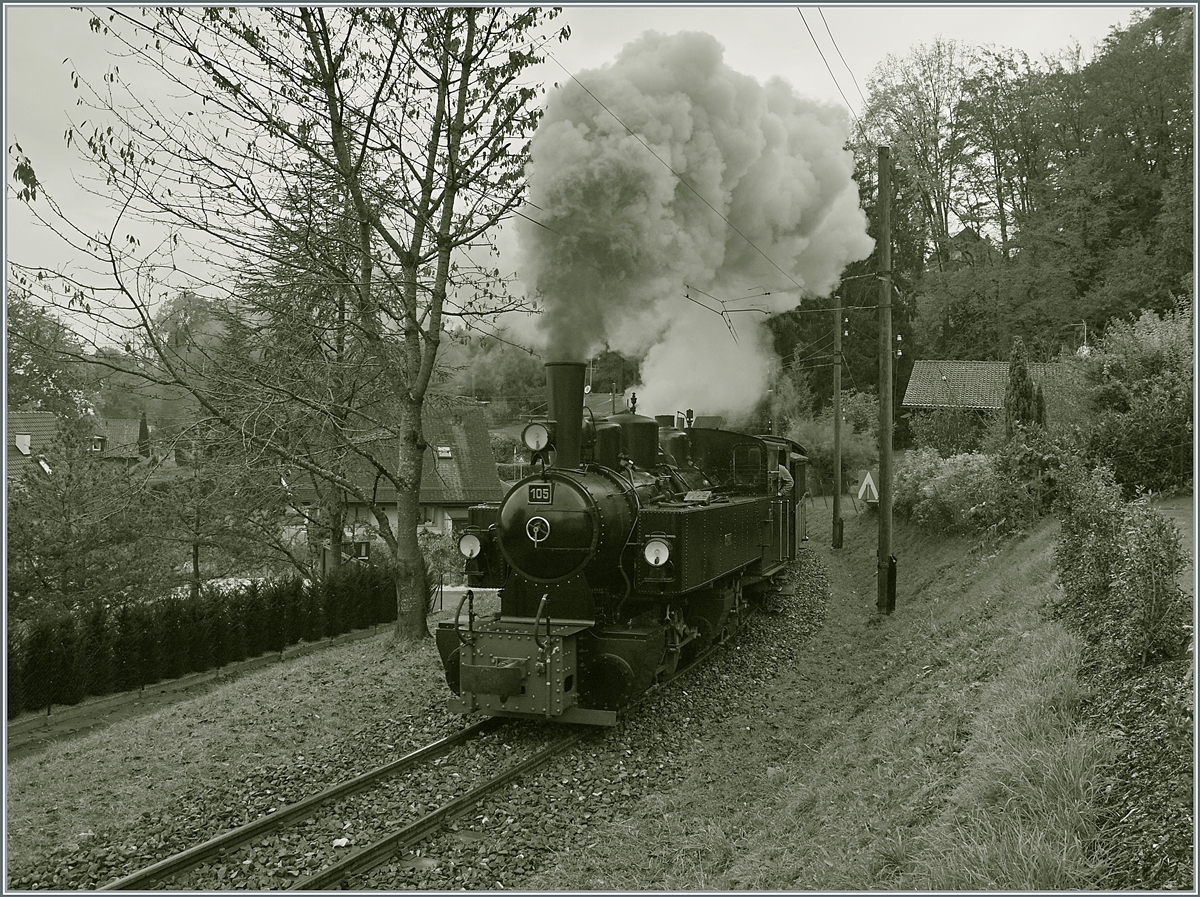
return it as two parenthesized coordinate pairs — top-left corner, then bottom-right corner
(818, 8), (868, 108)
(796, 8), (855, 113)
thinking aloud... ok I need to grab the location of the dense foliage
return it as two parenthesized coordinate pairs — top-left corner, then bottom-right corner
(1082, 298), (1193, 494)
(764, 10), (1192, 442)
(6, 564), (397, 718)
(907, 408), (987, 458)
(788, 403), (878, 496)
(1054, 465), (1190, 670)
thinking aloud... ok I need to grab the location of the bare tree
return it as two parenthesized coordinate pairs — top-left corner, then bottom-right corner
(10, 7), (565, 641)
(862, 38), (979, 271)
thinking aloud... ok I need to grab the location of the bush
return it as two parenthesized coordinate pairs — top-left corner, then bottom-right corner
(419, 530), (466, 588)
(908, 408), (987, 457)
(8, 564), (407, 715)
(1083, 299), (1193, 493)
(1054, 464), (1190, 668)
(893, 449), (1029, 536)
(788, 413), (878, 495)
(1087, 369), (1193, 494)
(7, 623), (27, 718)
(994, 424), (1070, 518)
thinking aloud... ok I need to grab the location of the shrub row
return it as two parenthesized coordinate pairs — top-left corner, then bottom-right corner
(7, 564), (397, 719)
(1054, 464), (1191, 670)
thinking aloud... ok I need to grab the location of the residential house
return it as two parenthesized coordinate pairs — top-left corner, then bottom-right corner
(291, 400), (505, 565)
(6, 412), (150, 482)
(947, 227), (1000, 268)
(6, 411), (59, 481)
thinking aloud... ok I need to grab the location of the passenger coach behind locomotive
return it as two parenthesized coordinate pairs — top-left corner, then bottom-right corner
(436, 361), (806, 725)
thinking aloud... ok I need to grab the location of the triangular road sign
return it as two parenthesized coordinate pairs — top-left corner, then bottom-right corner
(858, 469), (879, 502)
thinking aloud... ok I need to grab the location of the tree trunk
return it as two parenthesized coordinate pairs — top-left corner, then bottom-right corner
(190, 536), (201, 603)
(325, 491), (345, 574)
(392, 396), (429, 642)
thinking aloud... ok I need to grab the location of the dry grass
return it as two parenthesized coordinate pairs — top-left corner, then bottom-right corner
(531, 501), (1118, 890)
(5, 630), (449, 869)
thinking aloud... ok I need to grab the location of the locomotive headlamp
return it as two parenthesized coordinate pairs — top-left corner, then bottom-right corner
(458, 531), (483, 559)
(643, 537), (672, 567)
(522, 421), (555, 452)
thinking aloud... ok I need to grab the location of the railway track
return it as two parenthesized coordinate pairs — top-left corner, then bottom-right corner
(98, 619), (743, 891)
(99, 717), (517, 890)
(292, 728), (588, 889)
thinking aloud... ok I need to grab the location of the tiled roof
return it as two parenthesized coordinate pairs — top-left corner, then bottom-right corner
(6, 411), (59, 481)
(902, 360), (1064, 411)
(5, 413), (147, 481)
(419, 405), (504, 505)
(95, 418), (145, 459)
(292, 401), (503, 508)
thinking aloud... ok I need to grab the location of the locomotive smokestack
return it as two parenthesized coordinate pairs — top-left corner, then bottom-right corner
(545, 361), (585, 469)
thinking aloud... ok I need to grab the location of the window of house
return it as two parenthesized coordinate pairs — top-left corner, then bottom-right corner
(37, 458), (52, 475)
(436, 445), (452, 459)
(15, 435), (30, 456)
(352, 541), (370, 560)
(90, 436), (107, 453)
(421, 505), (436, 525)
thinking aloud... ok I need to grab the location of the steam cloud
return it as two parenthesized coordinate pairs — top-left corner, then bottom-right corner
(517, 30), (874, 419)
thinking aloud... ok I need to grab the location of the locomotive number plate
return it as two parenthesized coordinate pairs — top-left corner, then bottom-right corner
(528, 483), (553, 504)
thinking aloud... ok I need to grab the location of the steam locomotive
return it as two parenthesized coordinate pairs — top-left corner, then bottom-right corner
(435, 362), (807, 725)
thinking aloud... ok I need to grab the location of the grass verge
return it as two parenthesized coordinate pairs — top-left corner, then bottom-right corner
(531, 498), (1124, 890)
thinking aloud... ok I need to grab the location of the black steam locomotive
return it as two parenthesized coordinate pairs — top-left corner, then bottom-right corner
(435, 362), (807, 725)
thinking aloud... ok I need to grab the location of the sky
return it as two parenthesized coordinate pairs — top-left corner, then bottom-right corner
(4, 3), (1142, 268)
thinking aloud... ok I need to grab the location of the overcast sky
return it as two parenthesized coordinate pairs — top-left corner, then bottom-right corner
(4, 3), (1143, 278)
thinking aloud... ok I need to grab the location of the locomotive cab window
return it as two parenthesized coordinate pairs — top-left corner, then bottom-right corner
(731, 445), (763, 491)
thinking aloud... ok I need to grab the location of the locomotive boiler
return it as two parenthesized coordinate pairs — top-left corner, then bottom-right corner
(435, 361), (806, 725)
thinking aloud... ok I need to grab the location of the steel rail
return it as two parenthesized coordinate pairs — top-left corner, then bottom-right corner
(287, 629), (744, 890)
(289, 729), (588, 890)
(99, 718), (501, 891)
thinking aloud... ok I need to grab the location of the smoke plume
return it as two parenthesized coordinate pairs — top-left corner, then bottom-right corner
(517, 30), (873, 419)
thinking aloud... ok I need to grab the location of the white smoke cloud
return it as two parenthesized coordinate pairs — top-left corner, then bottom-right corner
(517, 30), (873, 414)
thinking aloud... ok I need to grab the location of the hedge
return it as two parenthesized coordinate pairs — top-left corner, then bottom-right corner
(1054, 464), (1191, 669)
(7, 563), (398, 719)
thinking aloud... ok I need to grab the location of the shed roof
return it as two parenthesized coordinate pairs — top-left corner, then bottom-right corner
(902, 360), (1063, 411)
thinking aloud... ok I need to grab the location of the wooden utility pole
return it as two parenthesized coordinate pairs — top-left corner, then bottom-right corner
(832, 290), (843, 549)
(877, 146), (895, 614)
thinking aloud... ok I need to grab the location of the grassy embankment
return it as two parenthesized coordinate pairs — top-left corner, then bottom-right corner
(534, 497), (1128, 890)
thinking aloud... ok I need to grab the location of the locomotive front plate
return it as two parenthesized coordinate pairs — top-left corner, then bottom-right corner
(528, 483), (553, 504)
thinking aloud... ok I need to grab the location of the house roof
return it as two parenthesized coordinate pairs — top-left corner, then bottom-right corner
(293, 401), (504, 508)
(5, 413), (148, 481)
(94, 418), (145, 459)
(419, 404), (504, 506)
(902, 360), (1063, 411)
(6, 411), (59, 481)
